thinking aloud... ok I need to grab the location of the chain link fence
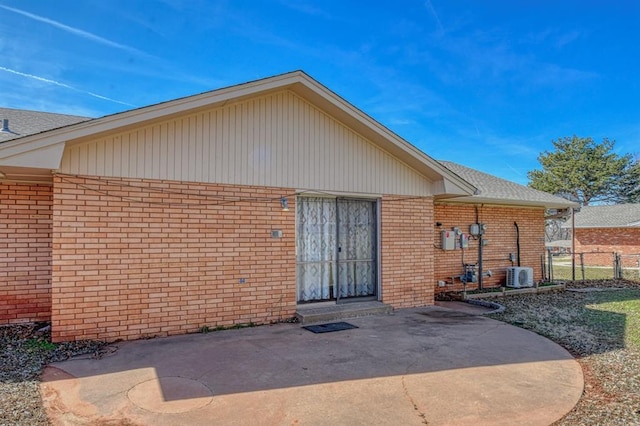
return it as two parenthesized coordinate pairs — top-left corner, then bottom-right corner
(544, 250), (640, 282)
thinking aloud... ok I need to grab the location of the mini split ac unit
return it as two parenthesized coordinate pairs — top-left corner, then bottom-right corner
(506, 267), (534, 288)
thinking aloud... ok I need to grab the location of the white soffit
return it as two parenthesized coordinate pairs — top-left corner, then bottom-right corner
(0, 142), (65, 169)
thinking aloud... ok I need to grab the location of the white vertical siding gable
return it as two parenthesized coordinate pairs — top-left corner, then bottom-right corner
(60, 90), (432, 196)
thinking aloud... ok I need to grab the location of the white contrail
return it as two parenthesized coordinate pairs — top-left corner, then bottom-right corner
(0, 66), (136, 107)
(0, 4), (144, 55)
(424, 0), (445, 36)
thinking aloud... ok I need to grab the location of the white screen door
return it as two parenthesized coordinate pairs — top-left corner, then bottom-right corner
(296, 197), (377, 303)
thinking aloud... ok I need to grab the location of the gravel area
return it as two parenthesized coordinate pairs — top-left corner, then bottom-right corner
(0, 323), (106, 426)
(487, 279), (640, 426)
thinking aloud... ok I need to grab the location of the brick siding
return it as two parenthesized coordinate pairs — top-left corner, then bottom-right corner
(0, 183), (52, 324)
(434, 204), (546, 293)
(574, 228), (640, 267)
(51, 175), (296, 342)
(2, 176), (552, 339)
(380, 196), (435, 308)
(50, 178), (439, 341)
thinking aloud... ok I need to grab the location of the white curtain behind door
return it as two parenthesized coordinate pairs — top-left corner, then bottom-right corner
(296, 197), (337, 301)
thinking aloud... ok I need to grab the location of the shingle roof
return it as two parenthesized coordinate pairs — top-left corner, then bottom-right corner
(0, 107), (90, 142)
(572, 204), (640, 228)
(439, 161), (578, 209)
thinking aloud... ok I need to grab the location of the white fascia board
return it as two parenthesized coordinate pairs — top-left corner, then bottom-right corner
(441, 195), (579, 209)
(0, 74), (294, 161)
(0, 70), (473, 198)
(0, 72), (306, 161)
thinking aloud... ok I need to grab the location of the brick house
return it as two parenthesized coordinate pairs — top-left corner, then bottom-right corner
(0, 71), (574, 341)
(570, 204), (640, 267)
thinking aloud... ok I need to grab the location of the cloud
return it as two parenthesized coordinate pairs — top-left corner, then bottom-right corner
(278, 0), (333, 19)
(554, 30), (583, 49)
(0, 4), (147, 56)
(521, 28), (584, 50)
(0, 66), (136, 107)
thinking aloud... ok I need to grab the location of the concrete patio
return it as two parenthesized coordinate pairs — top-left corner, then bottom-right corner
(40, 305), (583, 425)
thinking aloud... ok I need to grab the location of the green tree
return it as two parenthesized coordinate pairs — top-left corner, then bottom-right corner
(528, 136), (635, 205)
(612, 157), (640, 203)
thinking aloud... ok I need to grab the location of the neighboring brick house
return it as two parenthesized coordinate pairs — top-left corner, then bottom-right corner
(0, 71), (574, 341)
(570, 204), (640, 267)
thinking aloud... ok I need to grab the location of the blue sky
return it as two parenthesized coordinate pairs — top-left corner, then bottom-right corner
(1, 1), (638, 184)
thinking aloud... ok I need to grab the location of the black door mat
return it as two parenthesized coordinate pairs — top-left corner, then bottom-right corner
(303, 322), (359, 333)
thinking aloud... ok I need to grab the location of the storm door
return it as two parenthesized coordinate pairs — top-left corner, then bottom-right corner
(296, 197), (377, 303)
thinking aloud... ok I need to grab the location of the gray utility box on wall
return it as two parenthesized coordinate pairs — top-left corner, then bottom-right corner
(441, 230), (456, 250)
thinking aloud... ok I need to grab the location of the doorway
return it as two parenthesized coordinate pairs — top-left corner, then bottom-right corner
(296, 197), (378, 303)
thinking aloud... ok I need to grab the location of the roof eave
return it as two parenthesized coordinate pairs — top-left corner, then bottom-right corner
(438, 195), (579, 209)
(0, 70), (476, 197)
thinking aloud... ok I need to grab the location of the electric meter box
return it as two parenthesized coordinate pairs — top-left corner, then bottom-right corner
(460, 233), (470, 249)
(441, 230), (456, 250)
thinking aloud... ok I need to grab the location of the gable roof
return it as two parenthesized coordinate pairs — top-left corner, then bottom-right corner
(0, 107), (90, 142)
(572, 204), (640, 228)
(0, 71), (475, 197)
(438, 161), (578, 209)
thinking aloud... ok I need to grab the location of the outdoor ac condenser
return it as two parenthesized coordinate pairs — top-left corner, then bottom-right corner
(505, 267), (534, 288)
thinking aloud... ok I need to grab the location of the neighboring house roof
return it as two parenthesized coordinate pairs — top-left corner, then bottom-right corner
(438, 161), (578, 209)
(571, 204), (640, 228)
(0, 107), (90, 142)
(0, 71), (476, 197)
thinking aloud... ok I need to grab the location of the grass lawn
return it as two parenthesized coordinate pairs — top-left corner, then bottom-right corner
(487, 284), (640, 424)
(551, 264), (616, 281)
(549, 256), (640, 282)
(585, 291), (640, 348)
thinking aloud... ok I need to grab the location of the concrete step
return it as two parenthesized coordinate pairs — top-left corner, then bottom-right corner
(295, 301), (393, 324)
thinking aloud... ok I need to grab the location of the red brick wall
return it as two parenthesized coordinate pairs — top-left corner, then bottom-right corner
(434, 204), (546, 292)
(0, 183), (52, 324)
(380, 196), (434, 308)
(49, 176), (440, 341)
(51, 175), (296, 342)
(574, 228), (640, 267)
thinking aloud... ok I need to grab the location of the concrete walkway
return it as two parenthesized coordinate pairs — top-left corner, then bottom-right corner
(40, 306), (583, 426)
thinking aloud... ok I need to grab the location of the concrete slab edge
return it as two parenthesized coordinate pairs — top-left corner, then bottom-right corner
(465, 299), (505, 315)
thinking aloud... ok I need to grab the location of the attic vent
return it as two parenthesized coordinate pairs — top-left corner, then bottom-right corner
(1, 119), (9, 133)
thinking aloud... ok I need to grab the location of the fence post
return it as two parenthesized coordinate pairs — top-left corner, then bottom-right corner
(619, 254), (624, 279)
(547, 249), (554, 282)
(613, 253), (622, 280)
(579, 252), (585, 281)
